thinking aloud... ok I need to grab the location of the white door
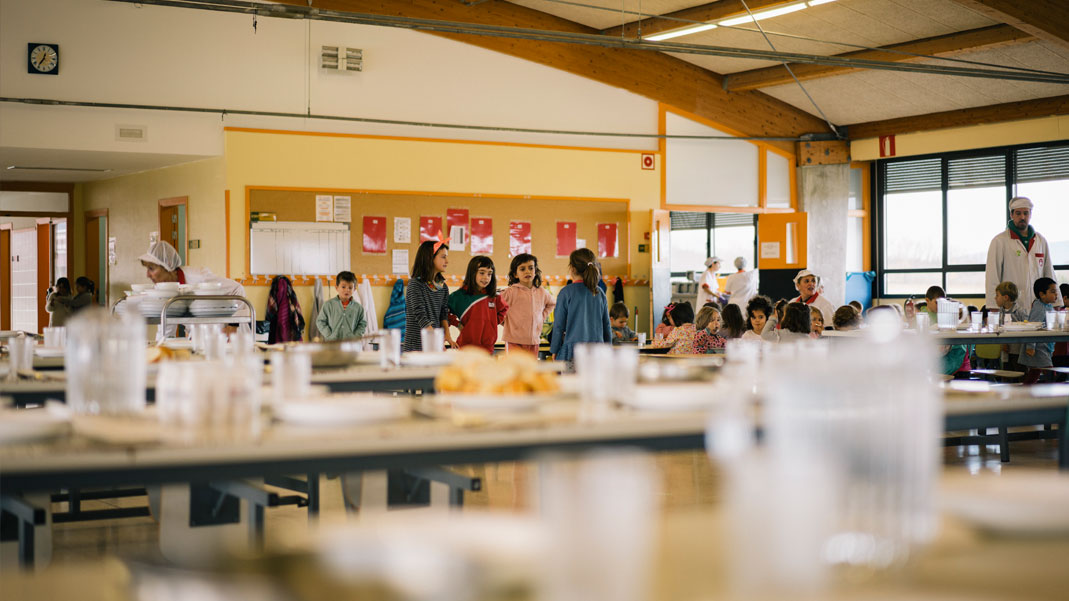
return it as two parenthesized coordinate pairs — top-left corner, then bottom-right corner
(11, 227), (37, 332)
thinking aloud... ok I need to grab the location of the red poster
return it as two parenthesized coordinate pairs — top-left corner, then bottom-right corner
(556, 221), (577, 257)
(470, 217), (493, 254)
(509, 221), (531, 257)
(446, 208), (469, 231)
(420, 216), (443, 243)
(362, 216), (387, 254)
(597, 223), (618, 258)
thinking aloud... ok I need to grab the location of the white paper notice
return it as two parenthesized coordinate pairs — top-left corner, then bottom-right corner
(315, 195), (333, 222)
(394, 217), (411, 244)
(392, 249), (409, 275)
(760, 241), (781, 259)
(450, 225), (467, 251)
(333, 196), (351, 223)
(576, 238), (586, 250)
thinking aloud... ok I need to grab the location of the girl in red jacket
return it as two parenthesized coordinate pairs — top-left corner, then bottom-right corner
(448, 256), (509, 353)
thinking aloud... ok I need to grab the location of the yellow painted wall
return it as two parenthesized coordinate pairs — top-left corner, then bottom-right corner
(224, 130), (661, 335)
(81, 158), (226, 305)
(852, 115), (1069, 161)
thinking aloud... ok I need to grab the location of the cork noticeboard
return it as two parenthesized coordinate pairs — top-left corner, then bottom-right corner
(248, 189), (630, 280)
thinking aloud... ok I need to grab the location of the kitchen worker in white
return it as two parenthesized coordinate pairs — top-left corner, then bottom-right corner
(722, 256), (759, 310)
(789, 269), (835, 326)
(139, 241), (249, 335)
(985, 196), (1057, 311)
(696, 256), (722, 307)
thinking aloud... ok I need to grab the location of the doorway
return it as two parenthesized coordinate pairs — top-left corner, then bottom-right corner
(85, 210), (108, 307)
(159, 197), (188, 265)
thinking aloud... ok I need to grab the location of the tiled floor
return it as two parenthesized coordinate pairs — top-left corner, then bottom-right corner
(20, 432), (1064, 568)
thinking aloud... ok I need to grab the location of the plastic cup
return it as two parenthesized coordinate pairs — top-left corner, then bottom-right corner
(420, 328), (445, 353)
(379, 329), (402, 368)
(43, 326), (66, 348)
(271, 351), (311, 404)
(66, 309), (147, 415)
(6, 336), (34, 382)
(1046, 311), (1057, 331)
(636, 332), (647, 347)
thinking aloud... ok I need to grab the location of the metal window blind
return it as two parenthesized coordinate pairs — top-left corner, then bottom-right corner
(712, 213), (754, 228)
(948, 155), (1005, 189)
(1016, 145), (1069, 183)
(885, 158), (941, 193)
(670, 211), (707, 230)
(671, 212), (753, 229)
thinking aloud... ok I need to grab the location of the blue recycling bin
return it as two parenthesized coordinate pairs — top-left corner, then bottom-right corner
(845, 271), (875, 311)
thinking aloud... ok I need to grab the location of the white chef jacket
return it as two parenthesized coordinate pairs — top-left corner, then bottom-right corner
(723, 269), (759, 310)
(789, 292), (835, 326)
(696, 268), (720, 307)
(985, 229), (1055, 311)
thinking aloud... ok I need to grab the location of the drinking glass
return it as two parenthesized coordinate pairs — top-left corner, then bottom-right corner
(1046, 311), (1057, 331)
(420, 328), (445, 353)
(43, 326), (66, 348)
(1058, 311), (1067, 331)
(270, 351), (312, 405)
(66, 309), (147, 415)
(5, 336), (34, 382)
(636, 332), (647, 347)
(970, 311), (983, 332)
(379, 329), (402, 368)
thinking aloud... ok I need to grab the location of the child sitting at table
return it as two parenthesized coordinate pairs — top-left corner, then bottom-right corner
(763, 302), (813, 343)
(1020, 277), (1058, 385)
(695, 305), (726, 352)
(810, 305), (825, 337)
(651, 302), (707, 355)
(610, 302), (637, 344)
(833, 305), (861, 331)
(741, 295), (772, 341)
(654, 305), (674, 340)
(315, 271), (367, 341)
(924, 286), (969, 376)
(718, 304), (746, 340)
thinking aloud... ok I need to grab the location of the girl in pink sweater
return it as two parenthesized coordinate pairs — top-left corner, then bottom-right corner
(499, 253), (556, 355)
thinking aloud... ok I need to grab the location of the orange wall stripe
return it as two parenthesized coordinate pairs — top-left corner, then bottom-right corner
(224, 190), (231, 279)
(240, 274), (650, 287)
(244, 185), (629, 204)
(223, 127), (652, 155)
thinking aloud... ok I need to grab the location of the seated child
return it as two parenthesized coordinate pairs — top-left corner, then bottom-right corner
(809, 305), (825, 337)
(742, 295), (772, 341)
(1020, 277), (1058, 384)
(315, 271), (367, 341)
(652, 302), (707, 355)
(832, 305), (861, 331)
(924, 286), (968, 376)
(654, 305), (675, 340)
(610, 302), (637, 344)
(695, 305), (726, 351)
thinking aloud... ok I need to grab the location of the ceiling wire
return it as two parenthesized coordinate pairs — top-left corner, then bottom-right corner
(736, 0), (841, 138)
(530, 0), (1067, 77)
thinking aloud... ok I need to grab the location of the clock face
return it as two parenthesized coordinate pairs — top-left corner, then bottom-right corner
(28, 43), (59, 74)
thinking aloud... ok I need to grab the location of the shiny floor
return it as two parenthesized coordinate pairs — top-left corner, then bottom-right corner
(20, 432), (1065, 567)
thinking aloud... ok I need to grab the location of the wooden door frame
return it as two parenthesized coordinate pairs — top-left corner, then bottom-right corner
(1, 182), (74, 317)
(159, 196), (188, 259)
(85, 208), (109, 306)
(0, 223), (11, 330)
(36, 217), (52, 333)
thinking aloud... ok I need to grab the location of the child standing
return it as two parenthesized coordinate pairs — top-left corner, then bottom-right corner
(404, 239), (456, 352)
(46, 277), (73, 327)
(316, 271), (367, 341)
(1020, 277), (1058, 385)
(500, 253), (555, 354)
(549, 248), (612, 362)
(609, 302), (637, 344)
(695, 305), (726, 352)
(449, 256), (508, 353)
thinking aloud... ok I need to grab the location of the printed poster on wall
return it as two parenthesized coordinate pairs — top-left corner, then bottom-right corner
(315, 195), (333, 222)
(392, 249), (409, 275)
(509, 221), (531, 257)
(449, 225), (467, 251)
(362, 216), (387, 254)
(333, 196), (352, 223)
(420, 216), (443, 243)
(470, 217), (493, 254)
(556, 222), (577, 257)
(394, 217), (411, 244)
(446, 208), (469, 231)
(597, 223), (618, 258)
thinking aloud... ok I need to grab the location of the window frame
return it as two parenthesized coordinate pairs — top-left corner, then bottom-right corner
(669, 212), (757, 279)
(874, 140), (1069, 299)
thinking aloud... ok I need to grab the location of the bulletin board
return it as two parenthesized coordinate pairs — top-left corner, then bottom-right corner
(247, 189), (630, 283)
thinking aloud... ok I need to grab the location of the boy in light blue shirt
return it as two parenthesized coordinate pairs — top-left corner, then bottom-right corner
(315, 271), (367, 341)
(1020, 277), (1058, 384)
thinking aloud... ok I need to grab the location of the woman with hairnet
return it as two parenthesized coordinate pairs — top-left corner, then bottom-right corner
(139, 241), (249, 335)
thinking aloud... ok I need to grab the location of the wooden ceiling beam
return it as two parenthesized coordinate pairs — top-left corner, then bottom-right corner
(599, 0), (792, 39)
(847, 94), (1069, 139)
(278, 1), (832, 150)
(724, 24), (1033, 91)
(948, 0), (1069, 49)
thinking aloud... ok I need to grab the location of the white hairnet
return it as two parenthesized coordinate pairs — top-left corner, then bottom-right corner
(139, 241), (182, 271)
(1008, 196), (1033, 211)
(734, 256), (747, 270)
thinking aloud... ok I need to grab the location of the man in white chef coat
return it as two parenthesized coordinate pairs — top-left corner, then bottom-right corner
(985, 196), (1057, 311)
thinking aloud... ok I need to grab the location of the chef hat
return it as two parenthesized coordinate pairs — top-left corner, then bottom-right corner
(705, 256), (721, 268)
(1008, 196), (1033, 211)
(139, 241), (182, 271)
(794, 269), (819, 284)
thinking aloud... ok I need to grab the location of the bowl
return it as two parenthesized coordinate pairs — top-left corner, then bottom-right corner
(131, 283), (153, 292)
(154, 282), (180, 291)
(287, 341), (366, 368)
(146, 288), (179, 298)
(196, 281), (224, 291)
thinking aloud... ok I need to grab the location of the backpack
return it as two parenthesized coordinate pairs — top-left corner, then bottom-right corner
(383, 278), (407, 339)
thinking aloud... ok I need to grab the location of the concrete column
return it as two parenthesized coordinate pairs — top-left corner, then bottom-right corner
(798, 164), (849, 309)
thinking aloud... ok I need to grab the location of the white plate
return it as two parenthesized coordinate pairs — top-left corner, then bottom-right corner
(274, 395), (408, 426)
(0, 406), (71, 445)
(1002, 322), (1043, 331)
(159, 338), (194, 350)
(941, 471), (1069, 536)
(435, 393), (541, 412)
(34, 346), (65, 357)
(400, 351), (454, 367)
(189, 309), (238, 318)
(619, 383), (719, 412)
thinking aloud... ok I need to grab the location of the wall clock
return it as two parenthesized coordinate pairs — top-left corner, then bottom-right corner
(28, 43), (59, 75)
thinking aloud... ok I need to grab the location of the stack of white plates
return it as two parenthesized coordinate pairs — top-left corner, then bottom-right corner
(140, 288), (188, 317)
(190, 299), (240, 317)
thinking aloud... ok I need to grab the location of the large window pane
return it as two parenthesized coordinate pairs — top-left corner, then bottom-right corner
(712, 225), (755, 272)
(945, 271), (985, 297)
(849, 167), (863, 210)
(884, 272), (942, 297)
(670, 228), (707, 276)
(946, 186), (1005, 265)
(1016, 179), (1069, 264)
(846, 217), (863, 272)
(884, 191), (942, 269)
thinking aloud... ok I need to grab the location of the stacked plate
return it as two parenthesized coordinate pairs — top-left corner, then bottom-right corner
(190, 285), (239, 317)
(140, 286), (189, 318)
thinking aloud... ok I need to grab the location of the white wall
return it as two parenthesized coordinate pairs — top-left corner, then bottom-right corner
(0, 0), (659, 154)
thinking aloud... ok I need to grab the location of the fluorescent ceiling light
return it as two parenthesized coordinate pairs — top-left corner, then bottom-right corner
(807, 0), (837, 5)
(644, 23), (717, 42)
(719, 3), (808, 27)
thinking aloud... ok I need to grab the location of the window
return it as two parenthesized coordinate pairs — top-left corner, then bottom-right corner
(669, 211), (756, 282)
(876, 141), (1069, 298)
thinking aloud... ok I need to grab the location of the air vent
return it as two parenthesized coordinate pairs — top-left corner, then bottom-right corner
(321, 45), (362, 72)
(116, 125), (147, 142)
